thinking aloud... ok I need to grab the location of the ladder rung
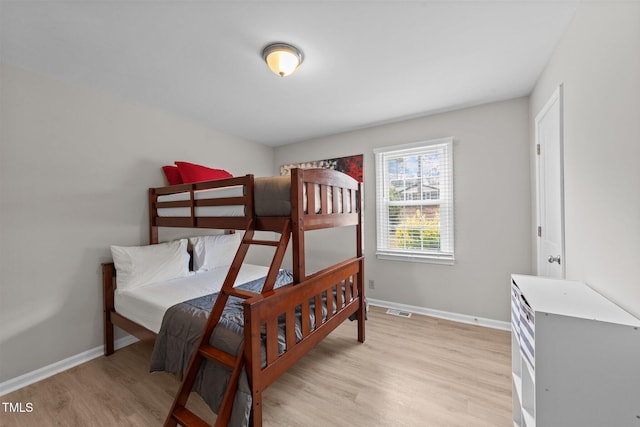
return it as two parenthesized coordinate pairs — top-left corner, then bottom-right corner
(224, 288), (260, 299)
(198, 344), (237, 370)
(244, 239), (279, 247)
(172, 406), (209, 427)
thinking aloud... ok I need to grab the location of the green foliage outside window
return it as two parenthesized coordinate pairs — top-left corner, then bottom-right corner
(394, 209), (441, 250)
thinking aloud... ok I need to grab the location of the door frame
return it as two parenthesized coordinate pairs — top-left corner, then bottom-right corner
(535, 85), (566, 278)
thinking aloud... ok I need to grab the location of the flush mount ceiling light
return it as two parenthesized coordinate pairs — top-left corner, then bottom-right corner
(262, 42), (304, 77)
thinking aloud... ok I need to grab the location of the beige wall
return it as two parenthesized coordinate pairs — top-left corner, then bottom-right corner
(530, 2), (640, 317)
(274, 97), (533, 323)
(0, 63), (274, 382)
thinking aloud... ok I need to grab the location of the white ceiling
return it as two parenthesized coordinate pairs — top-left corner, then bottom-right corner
(0, 1), (578, 146)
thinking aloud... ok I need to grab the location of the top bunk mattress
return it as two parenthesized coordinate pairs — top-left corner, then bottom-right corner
(156, 175), (349, 218)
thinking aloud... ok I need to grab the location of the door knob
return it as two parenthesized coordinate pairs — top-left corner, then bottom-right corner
(548, 255), (561, 264)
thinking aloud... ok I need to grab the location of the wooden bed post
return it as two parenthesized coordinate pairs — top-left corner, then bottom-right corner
(102, 262), (115, 356)
(356, 181), (364, 259)
(291, 168), (305, 283)
(149, 188), (159, 244)
(244, 303), (263, 427)
(356, 181), (365, 343)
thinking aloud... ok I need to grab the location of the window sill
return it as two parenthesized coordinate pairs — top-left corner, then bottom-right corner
(376, 251), (455, 265)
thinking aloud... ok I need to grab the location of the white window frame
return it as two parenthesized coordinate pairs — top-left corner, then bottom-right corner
(374, 137), (455, 264)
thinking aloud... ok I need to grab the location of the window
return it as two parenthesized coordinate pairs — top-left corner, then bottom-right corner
(374, 137), (454, 264)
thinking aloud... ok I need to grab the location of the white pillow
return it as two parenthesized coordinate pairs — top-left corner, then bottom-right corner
(110, 239), (190, 292)
(189, 233), (243, 272)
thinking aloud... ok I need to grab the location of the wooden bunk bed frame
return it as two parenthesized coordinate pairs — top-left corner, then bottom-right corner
(102, 168), (365, 427)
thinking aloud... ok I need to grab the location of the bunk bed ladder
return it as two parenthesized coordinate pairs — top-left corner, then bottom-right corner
(164, 218), (292, 427)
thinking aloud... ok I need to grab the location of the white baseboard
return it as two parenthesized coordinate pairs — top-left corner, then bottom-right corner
(0, 335), (139, 397)
(367, 298), (511, 331)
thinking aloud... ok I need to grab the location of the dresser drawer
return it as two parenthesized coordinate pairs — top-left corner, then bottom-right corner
(510, 282), (522, 339)
(519, 297), (535, 371)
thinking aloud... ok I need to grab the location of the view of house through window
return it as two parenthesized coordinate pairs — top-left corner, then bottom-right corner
(375, 137), (454, 264)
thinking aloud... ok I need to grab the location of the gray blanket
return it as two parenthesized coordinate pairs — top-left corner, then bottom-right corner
(149, 270), (295, 427)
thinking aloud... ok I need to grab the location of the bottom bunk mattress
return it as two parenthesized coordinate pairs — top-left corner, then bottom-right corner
(114, 264), (270, 333)
(150, 270), (295, 427)
(150, 270), (356, 427)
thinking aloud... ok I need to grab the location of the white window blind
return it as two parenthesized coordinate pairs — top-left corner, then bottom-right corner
(374, 137), (454, 264)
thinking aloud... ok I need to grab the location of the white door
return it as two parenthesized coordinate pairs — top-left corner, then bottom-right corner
(535, 86), (565, 278)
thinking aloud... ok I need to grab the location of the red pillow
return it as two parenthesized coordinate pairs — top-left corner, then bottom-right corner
(162, 165), (183, 185)
(174, 161), (233, 183)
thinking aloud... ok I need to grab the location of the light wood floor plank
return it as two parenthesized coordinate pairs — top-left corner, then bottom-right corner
(0, 306), (512, 426)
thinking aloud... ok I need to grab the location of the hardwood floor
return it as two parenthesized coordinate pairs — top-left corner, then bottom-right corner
(0, 306), (512, 426)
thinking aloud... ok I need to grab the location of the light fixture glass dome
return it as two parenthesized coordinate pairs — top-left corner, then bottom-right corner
(262, 43), (304, 77)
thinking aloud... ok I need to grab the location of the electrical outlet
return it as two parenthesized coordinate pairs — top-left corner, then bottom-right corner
(368, 280), (375, 289)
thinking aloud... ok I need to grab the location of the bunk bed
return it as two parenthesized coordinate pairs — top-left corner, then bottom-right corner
(102, 168), (365, 427)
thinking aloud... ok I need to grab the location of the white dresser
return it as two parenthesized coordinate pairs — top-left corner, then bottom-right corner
(510, 274), (640, 427)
